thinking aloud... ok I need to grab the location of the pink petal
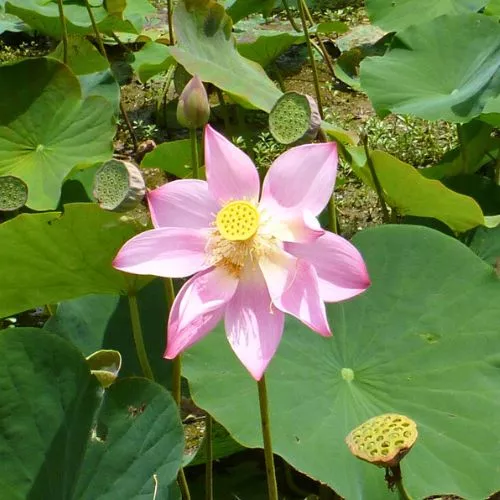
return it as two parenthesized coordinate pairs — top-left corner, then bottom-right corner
(263, 209), (324, 243)
(147, 179), (219, 229)
(204, 125), (260, 204)
(286, 231), (370, 302)
(260, 142), (338, 216)
(164, 267), (238, 358)
(260, 254), (331, 337)
(113, 227), (209, 278)
(224, 269), (284, 380)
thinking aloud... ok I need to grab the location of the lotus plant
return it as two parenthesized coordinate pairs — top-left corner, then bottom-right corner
(113, 125), (370, 380)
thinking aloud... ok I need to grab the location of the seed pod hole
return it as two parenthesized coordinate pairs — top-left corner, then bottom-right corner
(0, 175), (28, 211)
(93, 159), (146, 213)
(269, 92), (321, 145)
(345, 413), (418, 468)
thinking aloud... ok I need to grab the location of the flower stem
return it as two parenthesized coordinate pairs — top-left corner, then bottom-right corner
(361, 132), (390, 224)
(281, 0), (301, 32)
(56, 0), (68, 64)
(388, 465), (413, 500)
(83, 0), (138, 153)
(298, 0), (324, 118)
(127, 294), (154, 380)
(190, 128), (200, 180)
(205, 414), (214, 500)
(163, 280), (192, 500)
(168, 0), (175, 45)
(257, 375), (279, 500)
(456, 123), (468, 173)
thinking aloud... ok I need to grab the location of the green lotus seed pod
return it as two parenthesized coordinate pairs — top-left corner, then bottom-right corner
(0, 175), (28, 211)
(269, 92), (321, 145)
(346, 413), (418, 468)
(93, 159), (146, 213)
(86, 349), (122, 388)
(177, 74), (211, 129)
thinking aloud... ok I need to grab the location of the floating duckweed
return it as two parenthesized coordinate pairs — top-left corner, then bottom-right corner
(0, 175), (28, 211)
(93, 159), (146, 212)
(269, 92), (321, 145)
(345, 413), (418, 467)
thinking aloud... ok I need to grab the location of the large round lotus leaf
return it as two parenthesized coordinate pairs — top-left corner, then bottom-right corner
(0, 328), (101, 500)
(74, 378), (184, 500)
(5, 0), (154, 37)
(366, 0), (488, 32)
(182, 225), (500, 500)
(360, 14), (500, 122)
(0, 203), (152, 318)
(170, 0), (281, 112)
(0, 57), (115, 210)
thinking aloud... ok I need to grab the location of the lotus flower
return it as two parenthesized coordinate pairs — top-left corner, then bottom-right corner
(113, 125), (370, 380)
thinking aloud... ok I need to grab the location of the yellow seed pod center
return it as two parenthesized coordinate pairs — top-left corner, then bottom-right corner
(215, 201), (259, 241)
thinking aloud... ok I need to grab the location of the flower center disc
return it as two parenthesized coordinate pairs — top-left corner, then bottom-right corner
(215, 201), (259, 241)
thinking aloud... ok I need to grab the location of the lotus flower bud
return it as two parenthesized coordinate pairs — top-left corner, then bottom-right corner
(346, 413), (418, 468)
(177, 75), (210, 129)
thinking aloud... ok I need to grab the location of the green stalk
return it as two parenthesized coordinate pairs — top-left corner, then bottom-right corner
(298, 0), (324, 118)
(494, 147), (500, 186)
(190, 128), (200, 179)
(318, 129), (339, 234)
(83, 0), (138, 152)
(388, 465), (413, 500)
(257, 375), (279, 500)
(301, 1), (335, 77)
(164, 279), (191, 500)
(456, 123), (468, 173)
(56, 0), (68, 64)
(362, 132), (390, 224)
(168, 0), (175, 45)
(281, 0), (301, 32)
(215, 88), (230, 132)
(205, 414), (214, 500)
(127, 294), (154, 380)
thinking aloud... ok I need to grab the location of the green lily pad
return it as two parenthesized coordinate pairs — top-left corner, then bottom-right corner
(360, 14), (500, 122)
(0, 328), (101, 500)
(131, 41), (174, 83)
(74, 377), (184, 499)
(0, 9), (25, 33)
(224, 0), (275, 23)
(366, 0), (488, 32)
(6, 0), (154, 37)
(470, 224), (500, 267)
(237, 30), (306, 68)
(0, 57), (114, 210)
(170, 0), (281, 112)
(0, 203), (151, 318)
(0, 327), (184, 500)
(422, 121), (498, 179)
(182, 225), (500, 499)
(352, 149), (484, 232)
(141, 139), (195, 178)
(52, 37), (120, 113)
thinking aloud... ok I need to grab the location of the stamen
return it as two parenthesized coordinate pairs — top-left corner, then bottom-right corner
(215, 200), (259, 241)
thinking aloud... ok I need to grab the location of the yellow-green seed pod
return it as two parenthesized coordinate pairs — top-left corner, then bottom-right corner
(345, 413), (418, 468)
(93, 159), (146, 213)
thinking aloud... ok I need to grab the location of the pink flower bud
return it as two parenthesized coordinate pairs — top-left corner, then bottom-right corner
(176, 75), (210, 129)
